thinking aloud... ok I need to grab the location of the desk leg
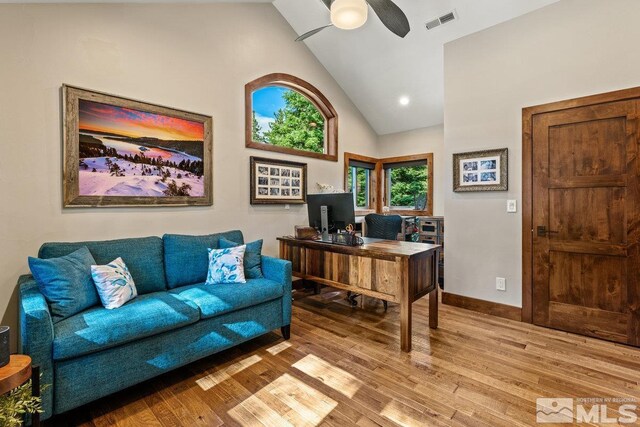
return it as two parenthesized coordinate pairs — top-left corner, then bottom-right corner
(400, 300), (412, 352)
(400, 258), (412, 352)
(429, 288), (438, 329)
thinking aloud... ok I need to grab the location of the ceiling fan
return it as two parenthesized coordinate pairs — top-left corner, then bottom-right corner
(295, 0), (410, 42)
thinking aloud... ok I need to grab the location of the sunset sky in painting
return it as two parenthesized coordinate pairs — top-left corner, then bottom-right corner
(79, 99), (204, 141)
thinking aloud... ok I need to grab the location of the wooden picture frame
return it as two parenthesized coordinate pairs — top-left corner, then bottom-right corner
(63, 85), (213, 207)
(245, 73), (338, 162)
(453, 148), (508, 192)
(250, 156), (307, 205)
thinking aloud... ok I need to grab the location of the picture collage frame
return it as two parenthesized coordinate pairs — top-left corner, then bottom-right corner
(453, 148), (508, 192)
(250, 156), (307, 204)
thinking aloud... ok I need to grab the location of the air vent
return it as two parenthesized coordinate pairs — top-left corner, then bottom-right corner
(425, 9), (458, 30)
(425, 18), (440, 30)
(439, 12), (456, 24)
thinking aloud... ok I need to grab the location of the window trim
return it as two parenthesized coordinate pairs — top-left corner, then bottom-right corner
(344, 152), (433, 216)
(245, 73), (338, 162)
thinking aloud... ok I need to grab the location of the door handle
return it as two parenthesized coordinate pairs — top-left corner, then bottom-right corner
(537, 226), (559, 237)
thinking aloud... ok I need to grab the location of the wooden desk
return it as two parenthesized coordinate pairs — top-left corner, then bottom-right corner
(278, 237), (441, 352)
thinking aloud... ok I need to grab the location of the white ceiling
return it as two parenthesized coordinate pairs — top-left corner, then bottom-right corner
(0, 0), (272, 2)
(274, 0), (559, 135)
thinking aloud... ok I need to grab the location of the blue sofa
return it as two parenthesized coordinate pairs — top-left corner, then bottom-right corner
(18, 230), (292, 421)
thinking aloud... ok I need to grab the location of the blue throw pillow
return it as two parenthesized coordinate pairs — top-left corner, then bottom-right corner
(219, 238), (264, 279)
(28, 246), (100, 322)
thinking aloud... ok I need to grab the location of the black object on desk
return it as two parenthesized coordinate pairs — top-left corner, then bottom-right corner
(0, 326), (9, 368)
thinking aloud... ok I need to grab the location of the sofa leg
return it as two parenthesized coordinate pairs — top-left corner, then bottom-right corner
(281, 325), (291, 340)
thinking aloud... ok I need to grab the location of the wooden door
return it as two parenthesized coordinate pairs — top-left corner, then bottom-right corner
(531, 99), (640, 345)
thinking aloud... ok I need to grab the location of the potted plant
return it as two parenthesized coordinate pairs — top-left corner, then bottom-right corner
(0, 380), (43, 427)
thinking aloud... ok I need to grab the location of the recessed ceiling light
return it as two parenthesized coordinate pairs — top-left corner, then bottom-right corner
(399, 96), (410, 106)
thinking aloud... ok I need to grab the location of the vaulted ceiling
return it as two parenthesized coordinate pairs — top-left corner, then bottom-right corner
(8, 0), (559, 134)
(274, 0), (558, 135)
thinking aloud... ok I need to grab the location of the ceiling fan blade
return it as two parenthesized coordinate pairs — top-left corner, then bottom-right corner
(295, 24), (333, 42)
(366, 0), (410, 38)
(320, 0), (332, 9)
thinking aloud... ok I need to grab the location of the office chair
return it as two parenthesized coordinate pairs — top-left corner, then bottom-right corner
(365, 213), (403, 240)
(347, 214), (403, 310)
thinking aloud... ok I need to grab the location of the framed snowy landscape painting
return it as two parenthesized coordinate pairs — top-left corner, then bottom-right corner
(63, 85), (213, 207)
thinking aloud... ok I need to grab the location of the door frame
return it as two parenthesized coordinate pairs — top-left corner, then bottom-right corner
(522, 86), (640, 323)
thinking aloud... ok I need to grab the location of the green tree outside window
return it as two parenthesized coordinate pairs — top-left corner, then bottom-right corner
(252, 87), (325, 154)
(347, 167), (369, 208)
(389, 165), (428, 207)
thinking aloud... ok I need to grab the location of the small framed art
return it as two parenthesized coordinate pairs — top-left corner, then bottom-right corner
(250, 156), (307, 204)
(453, 148), (508, 192)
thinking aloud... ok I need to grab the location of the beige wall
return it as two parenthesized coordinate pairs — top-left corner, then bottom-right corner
(377, 125), (444, 216)
(444, 0), (640, 307)
(0, 3), (379, 350)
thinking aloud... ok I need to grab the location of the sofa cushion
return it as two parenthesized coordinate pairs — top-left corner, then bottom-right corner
(39, 237), (166, 295)
(28, 247), (99, 323)
(169, 278), (284, 319)
(53, 291), (200, 360)
(163, 231), (244, 289)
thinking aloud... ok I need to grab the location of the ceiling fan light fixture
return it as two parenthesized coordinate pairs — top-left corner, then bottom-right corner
(331, 0), (368, 30)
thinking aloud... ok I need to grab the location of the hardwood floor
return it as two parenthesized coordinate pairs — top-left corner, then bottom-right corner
(47, 288), (640, 426)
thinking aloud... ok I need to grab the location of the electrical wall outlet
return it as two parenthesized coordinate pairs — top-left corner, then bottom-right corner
(496, 277), (506, 291)
(285, 204), (290, 210)
(507, 200), (517, 213)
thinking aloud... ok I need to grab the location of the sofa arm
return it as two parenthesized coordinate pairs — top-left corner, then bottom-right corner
(262, 256), (292, 326)
(19, 275), (54, 420)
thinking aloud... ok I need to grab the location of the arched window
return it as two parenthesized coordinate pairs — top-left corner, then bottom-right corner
(245, 73), (338, 162)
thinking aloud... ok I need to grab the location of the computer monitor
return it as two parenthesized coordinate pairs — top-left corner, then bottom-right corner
(307, 193), (356, 240)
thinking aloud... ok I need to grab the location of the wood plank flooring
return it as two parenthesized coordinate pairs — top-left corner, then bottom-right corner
(46, 288), (640, 426)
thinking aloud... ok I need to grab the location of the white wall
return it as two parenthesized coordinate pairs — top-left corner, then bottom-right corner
(0, 3), (379, 350)
(444, 0), (640, 307)
(377, 125), (444, 216)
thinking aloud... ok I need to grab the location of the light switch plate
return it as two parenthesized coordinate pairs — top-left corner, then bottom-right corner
(496, 277), (506, 291)
(507, 200), (517, 213)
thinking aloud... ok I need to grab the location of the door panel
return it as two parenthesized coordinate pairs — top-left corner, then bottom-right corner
(547, 302), (628, 343)
(532, 99), (640, 345)
(548, 252), (626, 313)
(548, 187), (626, 244)
(548, 117), (627, 180)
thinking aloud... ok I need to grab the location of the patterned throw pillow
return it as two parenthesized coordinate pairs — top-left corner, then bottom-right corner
(206, 246), (247, 285)
(91, 257), (138, 309)
(219, 238), (264, 279)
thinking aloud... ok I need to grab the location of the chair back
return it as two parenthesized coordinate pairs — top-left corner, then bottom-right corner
(365, 214), (402, 240)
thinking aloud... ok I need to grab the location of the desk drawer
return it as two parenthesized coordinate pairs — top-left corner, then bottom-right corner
(421, 220), (438, 234)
